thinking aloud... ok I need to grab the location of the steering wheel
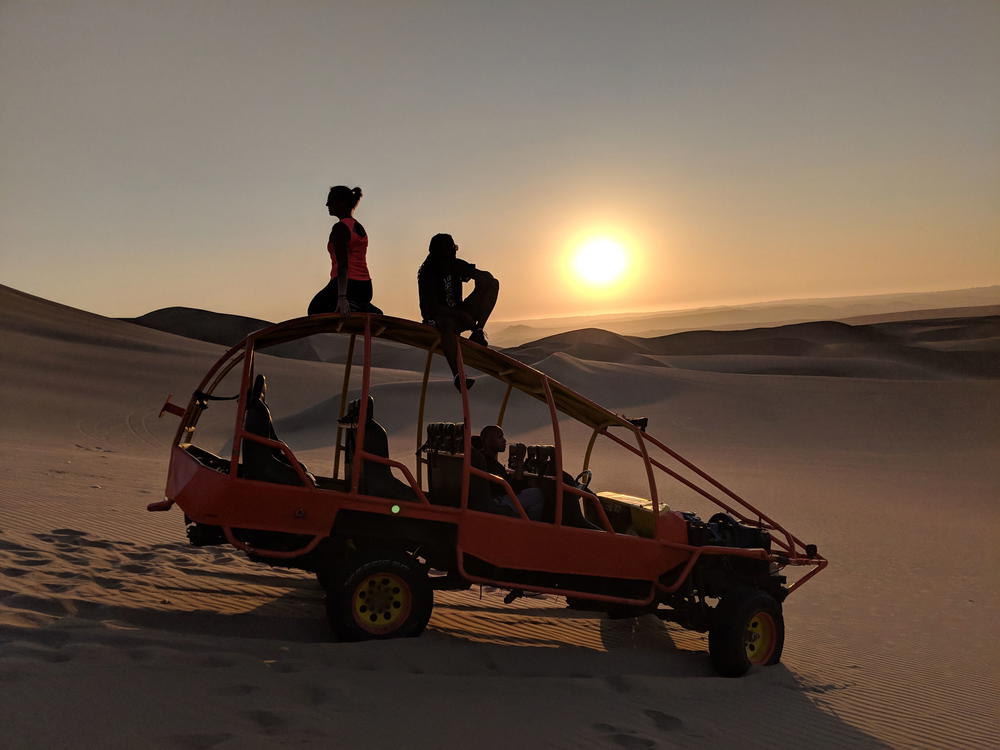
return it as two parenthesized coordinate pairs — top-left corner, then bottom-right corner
(574, 469), (593, 490)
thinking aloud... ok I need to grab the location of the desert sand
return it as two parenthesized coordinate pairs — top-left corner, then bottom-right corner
(2, 283), (998, 749)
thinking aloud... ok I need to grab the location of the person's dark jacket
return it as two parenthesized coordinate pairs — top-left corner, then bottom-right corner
(417, 256), (477, 322)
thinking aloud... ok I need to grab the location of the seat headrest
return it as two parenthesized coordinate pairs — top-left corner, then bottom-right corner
(339, 395), (376, 426)
(424, 422), (465, 453)
(524, 445), (556, 476)
(250, 374), (267, 403)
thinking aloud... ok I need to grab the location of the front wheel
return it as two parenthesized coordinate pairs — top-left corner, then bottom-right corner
(326, 553), (433, 641)
(708, 588), (784, 677)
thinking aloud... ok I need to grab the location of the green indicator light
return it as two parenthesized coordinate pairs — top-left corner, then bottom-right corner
(391, 504), (401, 514)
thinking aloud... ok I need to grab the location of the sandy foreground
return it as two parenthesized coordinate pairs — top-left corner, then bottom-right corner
(1, 285), (998, 749)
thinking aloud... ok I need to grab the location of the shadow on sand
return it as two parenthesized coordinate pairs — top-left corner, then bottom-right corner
(1, 530), (889, 747)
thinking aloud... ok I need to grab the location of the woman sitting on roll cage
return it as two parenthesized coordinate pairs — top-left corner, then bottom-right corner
(308, 185), (383, 316)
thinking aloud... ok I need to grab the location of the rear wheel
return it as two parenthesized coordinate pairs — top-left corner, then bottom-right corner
(708, 588), (784, 677)
(326, 553), (433, 641)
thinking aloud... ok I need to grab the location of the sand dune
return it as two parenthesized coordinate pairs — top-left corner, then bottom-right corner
(2, 284), (998, 748)
(124, 306), (322, 362)
(507, 316), (1000, 380)
(491, 286), (1000, 346)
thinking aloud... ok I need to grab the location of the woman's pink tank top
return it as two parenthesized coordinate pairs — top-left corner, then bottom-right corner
(328, 217), (371, 281)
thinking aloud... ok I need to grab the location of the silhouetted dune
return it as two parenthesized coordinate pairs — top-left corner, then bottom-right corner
(506, 316), (1000, 378)
(1, 285), (220, 357)
(120, 296), (1000, 380)
(492, 287), (1000, 346)
(643, 321), (894, 353)
(124, 307), (270, 346)
(122, 306), (321, 361)
(872, 314), (1000, 345)
(503, 327), (666, 367)
(526, 327), (655, 353)
(839, 304), (1000, 326)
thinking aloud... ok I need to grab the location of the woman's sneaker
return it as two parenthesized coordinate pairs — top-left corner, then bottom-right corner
(469, 328), (488, 346)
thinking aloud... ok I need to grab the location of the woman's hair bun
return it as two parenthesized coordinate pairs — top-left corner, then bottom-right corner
(328, 184), (363, 209)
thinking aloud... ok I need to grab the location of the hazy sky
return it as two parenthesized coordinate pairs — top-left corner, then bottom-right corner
(2, 0), (998, 323)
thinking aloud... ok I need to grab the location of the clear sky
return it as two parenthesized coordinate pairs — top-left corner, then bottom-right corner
(1, 0), (998, 323)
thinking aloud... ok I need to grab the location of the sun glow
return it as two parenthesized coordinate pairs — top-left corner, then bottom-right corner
(571, 236), (629, 286)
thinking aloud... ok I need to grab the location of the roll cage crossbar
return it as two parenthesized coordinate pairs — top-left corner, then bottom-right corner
(169, 313), (826, 592)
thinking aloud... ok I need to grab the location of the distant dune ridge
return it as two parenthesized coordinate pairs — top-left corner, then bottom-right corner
(490, 285), (1000, 346)
(507, 317), (1000, 379)
(121, 288), (1000, 380)
(121, 306), (322, 361)
(2, 282), (999, 749)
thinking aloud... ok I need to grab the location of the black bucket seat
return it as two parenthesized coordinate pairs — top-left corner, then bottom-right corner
(243, 374), (312, 486)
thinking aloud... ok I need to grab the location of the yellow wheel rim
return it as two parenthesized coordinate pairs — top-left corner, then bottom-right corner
(352, 572), (412, 635)
(744, 611), (777, 665)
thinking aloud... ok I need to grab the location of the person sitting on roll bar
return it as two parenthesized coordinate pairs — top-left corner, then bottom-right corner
(417, 233), (499, 390)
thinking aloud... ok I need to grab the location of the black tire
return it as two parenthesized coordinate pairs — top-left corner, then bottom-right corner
(326, 553), (433, 641)
(708, 587), (784, 677)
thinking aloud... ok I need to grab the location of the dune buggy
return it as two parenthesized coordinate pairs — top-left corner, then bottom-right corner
(151, 314), (825, 676)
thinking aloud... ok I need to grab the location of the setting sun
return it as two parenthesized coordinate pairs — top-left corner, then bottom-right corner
(571, 237), (629, 286)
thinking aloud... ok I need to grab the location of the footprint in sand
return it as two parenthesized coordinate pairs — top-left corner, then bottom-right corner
(298, 683), (330, 706)
(0, 539), (33, 552)
(4, 593), (70, 617)
(604, 674), (631, 693)
(242, 709), (287, 735)
(215, 684), (261, 697)
(166, 732), (234, 749)
(17, 647), (73, 664)
(593, 723), (656, 749)
(54, 553), (89, 566)
(47, 530), (113, 550)
(78, 538), (113, 549)
(92, 576), (126, 590)
(611, 736), (656, 749)
(197, 655), (236, 668)
(269, 661), (303, 674)
(643, 709), (683, 732)
(46, 569), (84, 580)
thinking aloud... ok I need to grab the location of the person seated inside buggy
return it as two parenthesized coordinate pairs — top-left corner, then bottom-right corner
(419, 420), (599, 528)
(242, 374), (315, 486)
(472, 425), (545, 520)
(338, 395), (418, 503)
